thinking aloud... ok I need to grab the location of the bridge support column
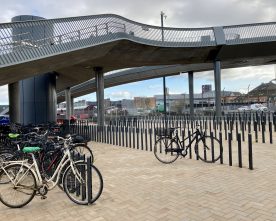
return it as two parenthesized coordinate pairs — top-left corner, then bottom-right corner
(65, 88), (72, 120)
(11, 15), (56, 125)
(8, 82), (20, 123)
(214, 60), (222, 117)
(71, 97), (74, 116)
(95, 67), (105, 127)
(163, 76), (167, 119)
(188, 71), (194, 118)
(19, 73), (57, 125)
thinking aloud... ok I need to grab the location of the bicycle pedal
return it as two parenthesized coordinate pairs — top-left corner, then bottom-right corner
(41, 196), (47, 200)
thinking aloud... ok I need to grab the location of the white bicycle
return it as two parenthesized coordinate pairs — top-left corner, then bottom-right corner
(0, 136), (103, 208)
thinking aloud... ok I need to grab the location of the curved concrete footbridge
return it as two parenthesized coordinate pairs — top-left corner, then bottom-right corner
(1, 14), (276, 125)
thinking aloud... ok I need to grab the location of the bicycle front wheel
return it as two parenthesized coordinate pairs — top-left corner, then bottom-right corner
(63, 162), (103, 205)
(195, 136), (222, 163)
(72, 144), (94, 163)
(154, 137), (180, 164)
(0, 164), (37, 208)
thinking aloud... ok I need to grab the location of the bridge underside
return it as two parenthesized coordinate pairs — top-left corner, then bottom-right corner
(1, 39), (276, 92)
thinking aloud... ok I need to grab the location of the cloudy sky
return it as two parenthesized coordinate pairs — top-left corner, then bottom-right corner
(1, 0), (276, 103)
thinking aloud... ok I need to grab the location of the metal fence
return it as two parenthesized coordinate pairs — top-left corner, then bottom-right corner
(69, 111), (275, 170)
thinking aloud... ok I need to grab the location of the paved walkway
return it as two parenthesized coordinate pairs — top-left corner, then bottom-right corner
(0, 140), (276, 221)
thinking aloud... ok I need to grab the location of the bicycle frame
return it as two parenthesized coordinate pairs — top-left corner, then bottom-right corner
(173, 129), (204, 152)
(1, 148), (83, 191)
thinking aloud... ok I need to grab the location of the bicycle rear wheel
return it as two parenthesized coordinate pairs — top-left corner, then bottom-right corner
(63, 162), (103, 205)
(154, 137), (180, 164)
(0, 164), (37, 208)
(195, 135), (222, 163)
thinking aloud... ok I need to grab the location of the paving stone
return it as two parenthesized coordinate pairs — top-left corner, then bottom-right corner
(0, 139), (276, 220)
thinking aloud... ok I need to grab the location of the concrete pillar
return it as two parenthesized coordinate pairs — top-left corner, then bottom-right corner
(47, 74), (57, 123)
(8, 82), (20, 123)
(71, 97), (74, 116)
(19, 73), (57, 125)
(214, 60), (222, 117)
(163, 76), (167, 119)
(94, 67), (105, 127)
(65, 88), (72, 120)
(188, 71), (194, 118)
(12, 15), (56, 125)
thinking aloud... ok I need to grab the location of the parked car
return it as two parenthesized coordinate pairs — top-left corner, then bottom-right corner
(0, 115), (10, 125)
(249, 103), (268, 112)
(237, 106), (249, 111)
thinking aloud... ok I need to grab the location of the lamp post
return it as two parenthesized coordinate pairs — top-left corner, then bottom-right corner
(161, 11), (167, 120)
(161, 11), (166, 41)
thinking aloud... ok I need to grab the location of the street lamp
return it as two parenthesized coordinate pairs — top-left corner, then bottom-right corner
(161, 11), (167, 120)
(161, 11), (167, 42)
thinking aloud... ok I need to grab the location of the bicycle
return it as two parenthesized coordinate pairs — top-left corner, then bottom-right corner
(154, 126), (222, 164)
(0, 136), (103, 208)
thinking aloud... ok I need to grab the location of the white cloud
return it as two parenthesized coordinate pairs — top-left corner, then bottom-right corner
(107, 91), (133, 100)
(0, 85), (9, 104)
(148, 84), (162, 89)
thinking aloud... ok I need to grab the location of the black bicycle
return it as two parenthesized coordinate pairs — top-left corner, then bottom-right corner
(154, 126), (222, 164)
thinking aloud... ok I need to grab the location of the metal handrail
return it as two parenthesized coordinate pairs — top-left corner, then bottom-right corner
(0, 14), (215, 66)
(223, 22), (276, 44)
(1, 13), (276, 67)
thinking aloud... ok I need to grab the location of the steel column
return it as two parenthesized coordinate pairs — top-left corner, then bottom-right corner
(188, 71), (194, 118)
(71, 97), (74, 116)
(8, 82), (20, 123)
(95, 67), (105, 127)
(65, 88), (72, 120)
(163, 76), (167, 119)
(214, 60), (222, 117)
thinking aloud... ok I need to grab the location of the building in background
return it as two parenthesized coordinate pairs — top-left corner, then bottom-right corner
(55, 80), (276, 119)
(155, 94), (188, 114)
(134, 97), (156, 109)
(202, 84), (212, 94)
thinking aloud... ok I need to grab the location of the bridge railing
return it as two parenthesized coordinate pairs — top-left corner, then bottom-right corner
(0, 14), (215, 67)
(1, 14), (276, 67)
(223, 22), (276, 44)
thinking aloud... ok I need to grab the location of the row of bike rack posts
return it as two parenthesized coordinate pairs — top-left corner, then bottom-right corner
(71, 123), (254, 170)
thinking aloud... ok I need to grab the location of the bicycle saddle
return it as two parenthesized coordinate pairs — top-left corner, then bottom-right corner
(22, 146), (41, 153)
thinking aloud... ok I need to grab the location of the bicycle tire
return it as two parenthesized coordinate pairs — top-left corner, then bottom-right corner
(62, 162), (103, 205)
(71, 144), (94, 163)
(154, 137), (180, 164)
(195, 135), (222, 163)
(57, 144), (94, 190)
(0, 164), (37, 208)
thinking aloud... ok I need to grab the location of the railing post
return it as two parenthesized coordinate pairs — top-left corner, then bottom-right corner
(95, 26), (98, 36)
(105, 23), (109, 34)
(248, 134), (253, 170)
(261, 122), (265, 143)
(237, 133), (242, 168)
(228, 132), (232, 166)
(269, 122), (273, 144)
(219, 132), (223, 164)
(188, 130), (192, 159)
(87, 156), (92, 204)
